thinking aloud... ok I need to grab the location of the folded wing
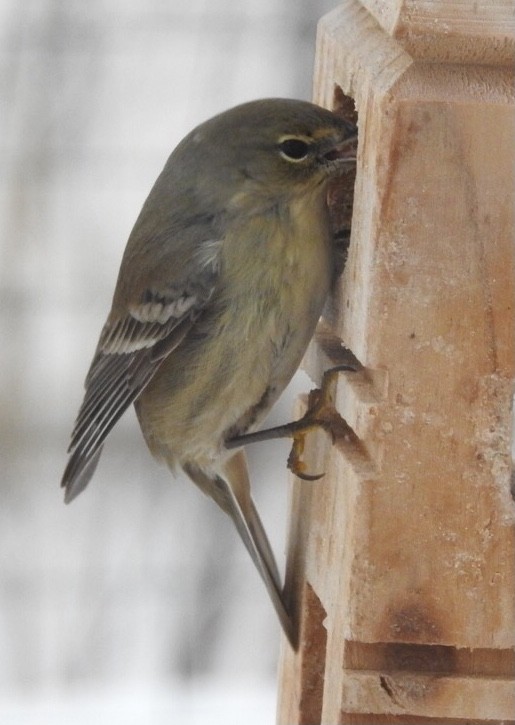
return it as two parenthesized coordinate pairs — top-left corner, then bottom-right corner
(61, 243), (220, 503)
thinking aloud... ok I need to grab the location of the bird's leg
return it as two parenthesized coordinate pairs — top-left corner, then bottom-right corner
(226, 363), (358, 480)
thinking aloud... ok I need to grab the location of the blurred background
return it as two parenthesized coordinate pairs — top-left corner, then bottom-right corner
(0, 0), (338, 723)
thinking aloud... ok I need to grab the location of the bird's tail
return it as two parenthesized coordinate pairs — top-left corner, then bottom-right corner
(184, 450), (295, 647)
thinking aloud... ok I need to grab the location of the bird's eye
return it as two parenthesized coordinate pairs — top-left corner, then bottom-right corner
(278, 138), (310, 162)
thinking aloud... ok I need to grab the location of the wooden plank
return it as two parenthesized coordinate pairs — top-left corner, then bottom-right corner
(277, 1), (515, 722)
(359, 0), (515, 64)
(333, 60), (515, 651)
(339, 670), (515, 719)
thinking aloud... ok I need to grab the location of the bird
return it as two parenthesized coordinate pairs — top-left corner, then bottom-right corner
(61, 98), (358, 646)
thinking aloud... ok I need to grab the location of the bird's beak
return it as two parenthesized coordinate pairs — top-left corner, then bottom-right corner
(323, 134), (358, 164)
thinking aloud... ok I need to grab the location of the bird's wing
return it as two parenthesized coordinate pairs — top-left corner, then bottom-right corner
(61, 240), (221, 503)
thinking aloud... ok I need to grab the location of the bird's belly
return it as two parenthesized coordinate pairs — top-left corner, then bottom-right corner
(136, 306), (319, 469)
(136, 204), (333, 469)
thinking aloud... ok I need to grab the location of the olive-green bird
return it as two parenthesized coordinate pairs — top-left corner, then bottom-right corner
(61, 98), (357, 646)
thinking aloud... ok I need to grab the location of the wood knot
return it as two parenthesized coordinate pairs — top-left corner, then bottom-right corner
(383, 602), (443, 644)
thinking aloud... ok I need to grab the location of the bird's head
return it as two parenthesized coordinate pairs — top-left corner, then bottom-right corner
(171, 98), (358, 210)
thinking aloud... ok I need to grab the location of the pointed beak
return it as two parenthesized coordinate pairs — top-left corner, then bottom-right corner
(323, 133), (358, 164)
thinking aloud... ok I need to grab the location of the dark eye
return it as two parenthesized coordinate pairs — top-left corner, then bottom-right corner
(278, 138), (310, 161)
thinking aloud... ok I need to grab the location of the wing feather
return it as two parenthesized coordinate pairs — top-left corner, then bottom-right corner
(62, 246), (220, 503)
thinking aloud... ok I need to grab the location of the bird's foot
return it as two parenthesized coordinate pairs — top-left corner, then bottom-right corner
(226, 363), (358, 480)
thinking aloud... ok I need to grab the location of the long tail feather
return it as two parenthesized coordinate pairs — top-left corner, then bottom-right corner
(184, 451), (295, 647)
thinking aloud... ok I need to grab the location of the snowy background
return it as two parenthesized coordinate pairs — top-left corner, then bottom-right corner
(0, 1), (338, 722)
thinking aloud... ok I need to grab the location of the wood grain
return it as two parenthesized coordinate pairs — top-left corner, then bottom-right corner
(277, 1), (514, 722)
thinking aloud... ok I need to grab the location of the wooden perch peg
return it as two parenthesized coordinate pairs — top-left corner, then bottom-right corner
(277, 1), (515, 723)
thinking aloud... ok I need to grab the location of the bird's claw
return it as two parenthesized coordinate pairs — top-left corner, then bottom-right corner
(284, 365), (353, 480)
(286, 429), (325, 481)
(226, 363), (357, 480)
